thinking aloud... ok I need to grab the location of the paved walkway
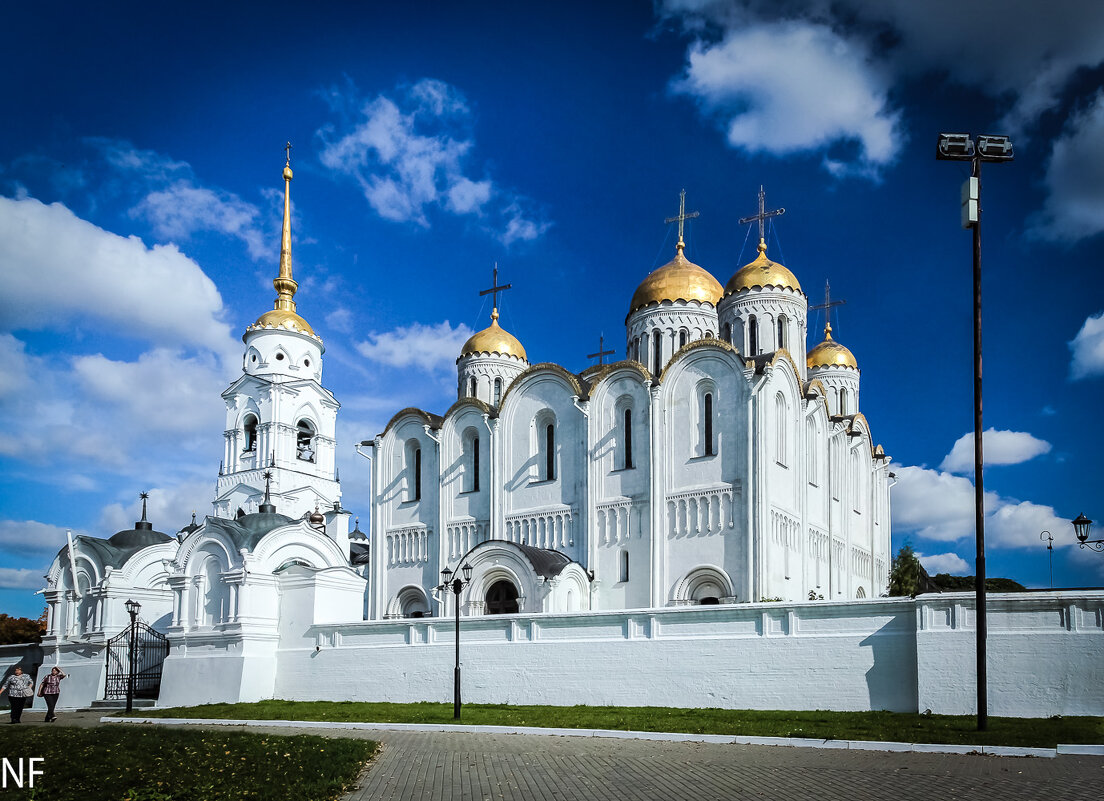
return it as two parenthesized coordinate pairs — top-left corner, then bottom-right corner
(13, 709), (1104, 801)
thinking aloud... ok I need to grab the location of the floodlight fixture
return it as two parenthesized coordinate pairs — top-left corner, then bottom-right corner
(977, 135), (1014, 161)
(936, 133), (975, 160)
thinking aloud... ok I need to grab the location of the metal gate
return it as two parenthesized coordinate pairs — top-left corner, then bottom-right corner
(104, 622), (170, 700)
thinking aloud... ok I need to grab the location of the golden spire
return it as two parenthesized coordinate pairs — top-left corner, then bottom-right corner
(665, 189), (699, 255)
(273, 141), (297, 313)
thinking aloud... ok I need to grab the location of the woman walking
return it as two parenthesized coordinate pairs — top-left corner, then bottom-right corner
(38, 667), (67, 722)
(0, 666), (35, 723)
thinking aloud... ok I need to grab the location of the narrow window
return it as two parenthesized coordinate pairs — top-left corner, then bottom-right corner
(722, 322), (731, 344)
(624, 408), (633, 469)
(679, 329), (688, 348)
(748, 316), (758, 355)
(414, 447), (422, 500)
(775, 394), (787, 465)
(545, 424), (555, 480)
(839, 388), (848, 415)
(653, 330), (662, 375)
(493, 378), (502, 406)
(469, 377), (477, 398)
(296, 419), (315, 462)
(619, 550), (629, 582)
(243, 415), (257, 452)
(704, 392), (714, 456)
(472, 436), (480, 492)
(807, 419), (817, 484)
(776, 316), (786, 350)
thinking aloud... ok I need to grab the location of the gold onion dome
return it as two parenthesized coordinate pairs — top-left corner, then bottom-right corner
(460, 310), (527, 360)
(629, 243), (723, 315)
(724, 240), (802, 296)
(807, 324), (858, 370)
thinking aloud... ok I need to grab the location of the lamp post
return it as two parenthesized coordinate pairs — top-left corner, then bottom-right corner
(1040, 531), (1054, 588)
(1073, 513), (1101, 552)
(124, 599), (141, 713)
(936, 132), (1014, 732)
(439, 563), (473, 720)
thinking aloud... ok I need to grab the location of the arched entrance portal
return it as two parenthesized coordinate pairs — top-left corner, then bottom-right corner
(485, 580), (519, 614)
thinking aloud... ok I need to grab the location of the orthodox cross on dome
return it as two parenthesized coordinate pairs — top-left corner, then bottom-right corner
(139, 492), (149, 521)
(284, 141), (292, 168)
(478, 263), (512, 322)
(664, 189), (699, 252)
(809, 280), (846, 338)
(587, 334), (615, 366)
(738, 185), (785, 246)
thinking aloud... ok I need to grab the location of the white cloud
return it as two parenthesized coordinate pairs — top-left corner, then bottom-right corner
(318, 79), (548, 243)
(670, 20), (900, 171)
(0, 196), (237, 361)
(0, 519), (82, 557)
(355, 321), (474, 373)
(940, 429), (1052, 474)
(97, 480), (214, 536)
(917, 551), (970, 575)
(133, 182), (266, 259)
(892, 465), (1073, 549)
(0, 568), (47, 590)
(1069, 311), (1104, 379)
(326, 307), (355, 334)
(1031, 93), (1104, 244)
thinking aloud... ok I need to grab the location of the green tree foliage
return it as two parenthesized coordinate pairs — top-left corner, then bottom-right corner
(0, 611), (47, 644)
(931, 574), (1027, 592)
(888, 545), (923, 597)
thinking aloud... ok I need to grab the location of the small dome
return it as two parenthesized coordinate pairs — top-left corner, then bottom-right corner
(629, 246), (723, 316)
(460, 312), (527, 360)
(248, 309), (317, 338)
(807, 326), (858, 370)
(108, 527), (172, 549)
(724, 242), (802, 296)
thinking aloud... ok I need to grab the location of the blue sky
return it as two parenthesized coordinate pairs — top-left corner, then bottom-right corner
(2, 0), (1103, 617)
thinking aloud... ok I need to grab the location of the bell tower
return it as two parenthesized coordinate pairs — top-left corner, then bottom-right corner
(213, 145), (345, 531)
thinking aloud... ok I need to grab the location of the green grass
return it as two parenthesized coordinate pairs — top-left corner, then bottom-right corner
(126, 700), (1104, 748)
(0, 725), (376, 801)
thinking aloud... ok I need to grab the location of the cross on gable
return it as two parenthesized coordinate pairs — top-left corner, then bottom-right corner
(478, 263), (512, 313)
(809, 280), (846, 336)
(587, 334), (615, 366)
(664, 189), (700, 249)
(738, 185), (785, 244)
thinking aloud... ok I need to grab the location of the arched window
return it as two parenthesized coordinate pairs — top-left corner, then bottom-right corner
(623, 407), (633, 469)
(472, 436), (480, 492)
(415, 447), (422, 500)
(653, 330), (662, 375)
(462, 429), (480, 494)
(777, 314), (787, 350)
(405, 439), (422, 502)
(545, 423), (555, 480)
(296, 419), (315, 462)
(493, 377), (502, 406)
(807, 418), (817, 485)
(619, 549), (629, 582)
(469, 377), (477, 398)
(775, 393), (787, 465)
(485, 580), (520, 614)
(839, 388), (849, 415)
(748, 316), (759, 355)
(679, 329), (688, 348)
(243, 414), (258, 452)
(703, 392), (715, 456)
(722, 322), (731, 344)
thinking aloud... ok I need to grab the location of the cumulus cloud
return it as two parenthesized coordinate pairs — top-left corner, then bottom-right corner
(1069, 311), (1104, 379)
(940, 429), (1052, 474)
(1030, 93), (1104, 244)
(97, 480), (215, 536)
(917, 551), (970, 575)
(354, 321), (474, 373)
(670, 20), (900, 171)
(318, 79), (548, 245)
(892, 465), (1072, 549)
(0, 196), (237, 361)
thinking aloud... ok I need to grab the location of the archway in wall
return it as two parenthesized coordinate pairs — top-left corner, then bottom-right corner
(485, 580), (519, 614)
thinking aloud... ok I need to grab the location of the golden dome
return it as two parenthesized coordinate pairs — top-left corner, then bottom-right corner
(629, 244), (723, 315)
(807, 325), (858, 370)
(249, 309), (317, 338)
(460, 311), (527, 360)
(724, 241), (802, 296)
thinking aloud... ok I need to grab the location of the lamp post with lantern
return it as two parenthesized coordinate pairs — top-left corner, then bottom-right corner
(1073, 514), (1100, 552)
(124, 599), (141, 713)
(439, 563), (474, 719)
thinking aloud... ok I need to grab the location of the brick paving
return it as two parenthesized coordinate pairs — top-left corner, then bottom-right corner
(16, 709), (1104, 800)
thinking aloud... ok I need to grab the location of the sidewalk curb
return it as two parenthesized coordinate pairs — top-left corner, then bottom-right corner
(101, 716), (1096, 757)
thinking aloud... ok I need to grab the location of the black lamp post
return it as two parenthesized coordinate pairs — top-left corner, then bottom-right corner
(936, 132), (1013, 733)
(439, 563), (473, 720)
(1073, 513), (1101, 552)
(1040, 531), (1054, 589)
(124, 599), (141, 713)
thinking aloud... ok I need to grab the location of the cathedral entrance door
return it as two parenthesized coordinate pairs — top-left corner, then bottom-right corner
(485, 580), (519, 614)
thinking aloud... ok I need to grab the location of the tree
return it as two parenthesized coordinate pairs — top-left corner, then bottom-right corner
(0, 612), (46, 645)
(888, 545), (923, 597)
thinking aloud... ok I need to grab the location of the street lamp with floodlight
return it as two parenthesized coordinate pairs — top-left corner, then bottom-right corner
(439, 563), (474, 719)
(936, 131), (1013, 733)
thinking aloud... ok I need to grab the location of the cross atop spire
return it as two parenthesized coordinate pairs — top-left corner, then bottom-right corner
(285, 141), (292, 168)
(664, 189), (700, 253)
(809, 280), (846, 338)
(738, 185), (785, 247)
(479, 263), (512, 323)
(587, 334), (615, 366)
(136, 491), (153, 531)
(259, 470), (276, 514)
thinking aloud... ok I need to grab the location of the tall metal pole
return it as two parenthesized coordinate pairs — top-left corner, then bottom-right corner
(971, 154), (987, 732)
(453, 579), (461, 719)
(126, 610), (137, 713)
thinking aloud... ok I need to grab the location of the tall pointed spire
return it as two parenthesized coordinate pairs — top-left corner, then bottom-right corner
(273, 142), (297, 313)
(136, 491), (153, 531)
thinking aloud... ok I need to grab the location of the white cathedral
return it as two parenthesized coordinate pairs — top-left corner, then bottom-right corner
(35, 159), (897, 709)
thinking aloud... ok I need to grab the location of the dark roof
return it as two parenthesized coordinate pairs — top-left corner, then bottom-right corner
(203, 512), (295, 553)
(107, 527), (172, 549)
(463, 540), (573, 580)
(349, 541), (370, 565)
(75, 529), (171, 571)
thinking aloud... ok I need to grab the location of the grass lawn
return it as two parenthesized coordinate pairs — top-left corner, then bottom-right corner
(0, 725), (376, 801)
(127, 700), (1103, 748)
